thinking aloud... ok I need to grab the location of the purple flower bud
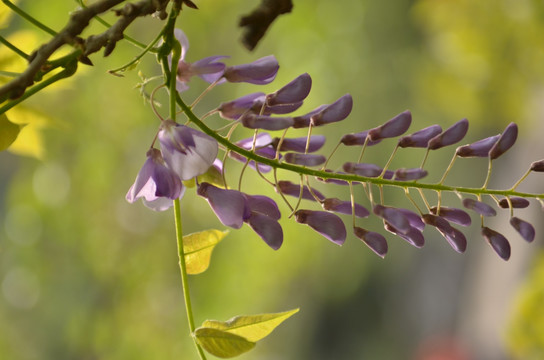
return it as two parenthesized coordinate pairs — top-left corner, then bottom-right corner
(428, 118), (469, 150)
(158, 120), (218, 181)
(197, 183), (248, 229)
(126, 148), (184, 211)
(430, 206), (471, 226)
(353, 227), (388, 258)
(262, 102), (304, 116)
(190, 55), (229, 83)
(243, 194), (281, 220)
(229, 133), (276, 173)
(284, 153), (326, 167)
(530, 159), (544, 172)
(310, 94), (353, 126)
(384, 222), (425, 248)
(456, 135), (500, 158)
(490, 123), (518, 160)
(294, 210), (347, 245)
(277, 181), (325, 201)
(223, 55), (279, 84)
(240, 113), (294, 130)
(462, 198), (497, 217)
(398, 125), (443, 148)
(368, 110), (412, 141)
(322, 198), (370, 218)
(343, 162), (383, 178)
(498, 197), (530, 209)
(393, 168), (428, 181)
(373, 205), (411, 235)
(397, 208), (425, 231)
(292, 105), (328, 128)
(316, 170), (352, 186)
(510, 217), (535, 243)
(340, 130), (382, 146)
(217, 92), (265, 120)
(245, 212), (283, 250)
(481, 227), (511, 260)
(271, 135), (326, 153)
(422, 214), (467, 253)
(266, 73), (312, 106)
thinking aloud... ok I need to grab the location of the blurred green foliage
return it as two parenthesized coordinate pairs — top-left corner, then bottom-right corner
(1, 0), (544, 359)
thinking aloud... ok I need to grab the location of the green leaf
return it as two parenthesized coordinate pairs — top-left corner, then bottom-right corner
(194, 327), (255, 358)
(183, 229), (228, 275)
(202, 308), (300, 342)
(0, 113), (21, 151)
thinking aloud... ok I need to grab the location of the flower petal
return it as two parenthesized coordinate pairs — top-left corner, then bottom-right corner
(353, 227), (388, 258)
(272, 135), (326, 153)
(343, 162), (383, 177)
(481, 227), (511, 260)
(373, 205), (410, 234)
(310, 94), (353, 126)
(430, 206), (472, 226)
(368, 110), (412, 141)
(428, 118), (469, 150)
(266, 73), (312, 106)
(247, 213), (283, 250)
(198, 183), (248, 229)
(498, 197), (530, 209)
(284, 153), (326, 167)
(456, 134), (500, 158)
(490, 122), (518, 160)
(398, 125), (442, 148)
(393, 168), (428, 181)
(294, 210), (346, 245)
(241, 113), (294, 130)
(276, 181), (325, 201)
(341, 130), (382, 146)
(223, 55), (279, 84)
(322, 198), (369, 218)
(510, 217), (535, 243)
(462, 198), (496, 217)
(244, 194), (281, 220)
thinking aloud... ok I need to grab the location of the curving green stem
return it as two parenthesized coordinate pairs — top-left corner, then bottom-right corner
(1, 0), (57, 36)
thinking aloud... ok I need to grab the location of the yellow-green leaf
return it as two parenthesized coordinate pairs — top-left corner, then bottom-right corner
(183, 229), (228, 275)
(202, 308), (300, 342)
(194, 327), (255, 358)
(0, 114), (21, 151)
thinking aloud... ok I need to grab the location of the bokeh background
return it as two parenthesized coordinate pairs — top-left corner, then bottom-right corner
(2, 0), (544, 359)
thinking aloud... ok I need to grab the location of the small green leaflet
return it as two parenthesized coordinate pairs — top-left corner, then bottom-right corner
(0, 114), (21, 151)
(183, 229), (228, 275)
(195, 308), (299, 357)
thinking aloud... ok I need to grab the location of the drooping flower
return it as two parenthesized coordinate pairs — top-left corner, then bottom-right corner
(126, 148), (184, 211)
(456, 135), (500, 158)
(481, 226), (511, 260)
(393, 168), (428, 181)
(353, 227), (388, 258)
(157, 119), (218, 181)
(530, 159), (544, 172)
(294, 209), (346, 245)
(266, 73), (312, 106)
(284, 153), (326, 167)
(428, 118), (469, 150)
(398, 125), (442, 148)
(310, 94), (353, 126)
(271, 135), (326, 153)
(228, 133), (276, 173)
(276, 181), (325, 201)
(462, 198), (496, 217)
(223, 55), (279, 84)
(240, 113), (294, 130)
(384, 222), (425, 248)
(322, 198), (370, 218)
(430, 206), (471, 226)
(373, 205), (411, 235)
(340, 130), (382, 147)
(422, 214), (467, 253)
(510, 217), (535, 243)
(498, 197), (530, 209)
(489, 122), (518, 160)
(368, 110), (412, 141)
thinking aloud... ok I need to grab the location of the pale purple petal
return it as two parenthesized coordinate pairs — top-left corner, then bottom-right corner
(397, 208), (425, 231)
(428, 118), (469, 150)
(481, 226), (511, 260)
(498, 197), (530, 209)
(237, 132), (273, 149)
(368, 110), (412, 141)
(322, 198), (370, 218)
(277, 181), (325, 201)
(341, 130), (382, 146)
(490, 122), (518, 160)
(398, 125), (443, 148)
(373, 205), (410, 234)
(241, 113), (294, 130)
(143, 196), (176, 211)
(462, 198), (497, 217)
(294, 210), (346, 245)
(197, 183), (248, 229)
(343, 162), (383, 178)
(218, 92), (266, 120)
(272, 135), (326, 153)
(354, 227), (388, 258)
(311, 94), (353, 126)
(430, 206), (471, 226)
(510, 217), (535, 243)
(192, 55), (228, 83)
(284, 153), (326, 167)
(456, 134), (500, 158)
(263, 102), (304, 115)
(293, 105), (327, 128)
(422, 214), (467, 253)
(223, 55), (279, 84)
(393, 168), (428, 181)
(384, 222), (425, 248)
(247, 213), (283, 250)
(174, 28), (189, 60)
(266, 73), (312, 106)
(244, 194), (281, 220)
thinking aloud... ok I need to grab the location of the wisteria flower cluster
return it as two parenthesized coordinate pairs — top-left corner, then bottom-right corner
(128, 29), (544, 263)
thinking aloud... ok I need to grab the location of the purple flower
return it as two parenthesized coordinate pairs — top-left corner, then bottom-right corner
(498, 197), (530, 209)
(397, 208), (425, 231)
(266, 73), (312, 106)
(368, 110), (412, 141)
(490, 122), (518, 160)
(240, 113), (294, 130)
(428, 118), (469, 150)
(217, 92), (265, 120)
(341, 130), (382, 147)
(393, 168), (428, 181)
(373, 205), (411, 235)
(126, 148), (184, 211)
(462, 198), (496, 217)
(271, 135), (326, 153)
(530, 159), (544, 172)
(310, 94), (353, 126)
(293, 105), (328, 128)
(384, 222), (425, 248)
(276, 181), (325, 201)
(158, 119), (218, 180)
(322, 198), (370, 218)
(343, 162), (383, 178)
(172, 29), (227, 92)
(456, 135), (500, 158)
(223, 55), (279, 84)
(316, 170), (354, 186)
(197, 182), (248, 229)
(481, 227), (511, 260)
(422, 214), (467, 253)
(229, 133), (276, 173)
(510, 217), (535, 243)
(284, 153), (326, 167)
(294, 210), (346, 245)
(398, 125), (442, 148)
(430, 206), (471, 226)
(354, 227), (388, 258)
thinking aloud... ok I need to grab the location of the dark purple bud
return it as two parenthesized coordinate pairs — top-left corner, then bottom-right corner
(422, 214), (467, 253)
(343, 162), (383, 177)
(481, 227), (511, 260)
(430, 206), (471, 226)
(246, 212), (283, 250)
(223, 55), (279, 84)
(341, 130), (382, 146)
(456, 135), (500, 158)
(462, 198), (497, 217)
(217, 92), (265, 120)
(397, 208), (425, 231)
(354, 227), (388, 258)
(530, 159), (544, 172)
(322, 198), (370, 218)
(384, 222), (425, 248)
(498, 197), (530, 209)
(240, 113), (294, 130)
(272, 135), (326, 153)
(310, 94), (353, 126)
(292, 105), (327, 128)
(373, 205), (410, 234)
(266, 73), (312, 106)
(393, 168), (428, 181)
(316, 170), (352, 186)
(197, 183), (248, 229)
(191, 56), (228, 83)
(398, 125), (442, 148)
(243, 194), (281, 220)
(510, 217), (535, 243)
(261, 101), (304, 116)
(428, 118), (469, 150)
(277, 181), (325, 201)
(284, 153), (326, 167)
(368, 110), (412, 141)
(295, 210), (347, 245)
(490, 123), (518, 160)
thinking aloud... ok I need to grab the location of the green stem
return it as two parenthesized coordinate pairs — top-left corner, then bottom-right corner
(175, 94), (544, 200)
(2, 0), (57, 36)
(173, 199), (207, 360)
(109, 28), (164, 75)
(0, 35), (29, 59)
